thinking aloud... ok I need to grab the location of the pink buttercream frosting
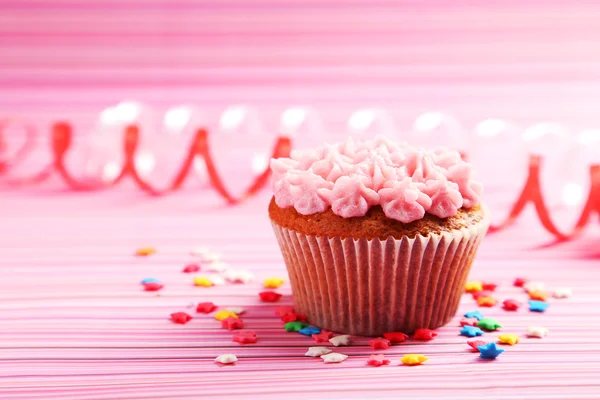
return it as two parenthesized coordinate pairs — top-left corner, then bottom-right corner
(270, 136), (483, 223)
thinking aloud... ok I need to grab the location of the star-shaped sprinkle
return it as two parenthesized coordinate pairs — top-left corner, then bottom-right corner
(554, 287), (572, 299)
(214, 310), (238, 321)
(209, 275), (226, 286)
(477, 296), (497, 307)
(281, 312), (307, 323)
(305, 347), (332, 357)
(225, 307), (245, 315)
(527, 326), (549, 338)
(264, 277), (285, 289)
(259, 291), (282, 303)
(221, 317), (244, 331)
(182, 264), (201, 273)
(467, 340), (488, 351)
(196, 302), (217, 313)
(477, 318), (502, 331)
(233, 331), (257, 344)
(193, 276), (213, 287)
(201, 252), (221, 263)
(367, 354), (390, 366)
(472, 291), (492, 300)
(502, 299), (520, 311)
(205, 261), (228, 273)
(299, 326), (321, 336)
(460, 326), (484, 337)
(482, 282), (497, 291)
(275, 306), (295, 317)
(528, 290), (548, 301)
(142, 282), (163, 291)
(312, 330), (333, 343)
(524, 281), (545, 293)
(369, 338), (391, 350)
(464, 281), (483, 293)
(140, 277), (160, 284)
(478, 343), (504, 359)
(225, 270), (255, 284)
(215, 354), (237, 364)
(135, 247), (155, 256)
(529, 300), (549, 312)
(383, 332), (409, 343)
(321, 353), (348, 363)
(401, 354), (428, 366)
(498, 334), (520, 345)
(464, 310), (484, 320)
(170, 312), (192, 324)
(513, 277), (528, 287)
(460, 318), (479, 326)
(284, 321), (308, 332)
(413, 328), (437, 341)
(329, 334), (351, 347)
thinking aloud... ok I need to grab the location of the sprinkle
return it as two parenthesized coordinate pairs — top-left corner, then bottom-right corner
(142, 282), (163, 291)
(477, 318), (503, 331)
(281, 313), (308, 323)
(305, 347), (332, 357)
(529, 300), (550, 313)
(528, 290), (548, 301)
(284, 321), (308, 332)
(527, 326), (549, 338)
(259, 291), (282, 303)
(190, 246), (210, 257)
(481, 282), (497, 291)
(214, 310), (238, 321)
(201, 252), (221, 263)
(498, 334), (520, 345)
(170, 312), (192, 324)
(464, 311), (484, 320)
(367, 354), (390, 366)
(196, 302), (217, 313)
(554, 287), (572, 299)
(182, 264), (201, 273)
(502, 299), (520, 311)
(264, 277), (285, 289)
(312, 330), (334, 343)
(477, 296), (498, 307)
(401, 354), (428, 366)
(140, 278), (160, 284)
(467, 340), (487, 351)
(221, 317), (244, 331)
(205, 261), (228, 273)
(460, 326), (484, 337)
(135, 247), (155, 257)
(274, 306), (295, 317)
(369, 338), (391, 350)
(193, 276), (213, 287)
(209, 275), (226, 286)
(299, 326), (321, 336)
(321, 353), (348, 363)
(460, 318), (479, 327)
(215, 354), (237, 364)
(413, 328), (437, 341)
(513, 277), (528, 287)
(478, 343), (504, 359)
(472, 291), (492, 300)
(233, 331), (257, 344)
(329, 334), (351, 347)
(223, 308), (244, 316)
(383, 332), (409, 343)
(225, 270), (255, 284)
(464, 281), (483, 293)
(524, 281), (545, 293)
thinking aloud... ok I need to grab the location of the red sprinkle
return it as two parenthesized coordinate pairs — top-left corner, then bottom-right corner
(472, 291), (492, 300)
(221, 317), (244, 331)
(281, 313), (308, 323)
(143, 282), (163, 291)
(467, 340), (488, 351)
(459, 317), (479, 326)
(383, 332), (409, 344)
(312, 330), (334, 343)
(369, 337), (391, 350)
(513, 277), (528, 287)
(182, 263), (201, 273)
(367, 354), (390, 366)
(259, 291), (282, 303)
(502, 299), (521, 311)
(170, 312), (192, 324)
(481, 282), (497, 291)
(233, 331), (257, 344)
(274, 306), (295, 317)
(413, 328), (437, 341)
(196, 302), (217, 313)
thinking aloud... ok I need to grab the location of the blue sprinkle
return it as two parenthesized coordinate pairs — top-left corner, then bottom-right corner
(298, 326), (321, 336)
(460, 325), (484, 337)
(141, 277), (160, 284)
(463, 310), (484, 320)
(478, 343), (505, 359)
(529, 300), (550, 312)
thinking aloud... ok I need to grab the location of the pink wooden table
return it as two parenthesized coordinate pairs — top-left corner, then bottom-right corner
(1, 188), (599, 399)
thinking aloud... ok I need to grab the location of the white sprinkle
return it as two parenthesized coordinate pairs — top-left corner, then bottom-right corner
(205, 261), (229, 273)
(523, 281), (545, 293)
(305, 347), (332, 357)
(554, 287), (572, 298)
(190, 246), (210, 257)
(215, 354), (238, 364)
(527, 326), (549, 338)
(321, 352), (348, 363)
(225, 269), (255, 284)
(209, 275), (226, 286)
(329, 335), (351, 347)
(226, 307), (246, 315)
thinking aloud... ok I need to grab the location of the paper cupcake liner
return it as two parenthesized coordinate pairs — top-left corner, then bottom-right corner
(271, 211), (489, 336)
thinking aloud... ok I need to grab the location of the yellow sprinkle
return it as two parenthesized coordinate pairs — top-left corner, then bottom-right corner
(498, 334), (520, 345)
(135, 247), (156, 257)
(264, 277), (285, 289)
(401, 354), (428, 366)
(464, 281), (483, 293)
(214, 310), (238, 321)
(193, 277), (214, 287)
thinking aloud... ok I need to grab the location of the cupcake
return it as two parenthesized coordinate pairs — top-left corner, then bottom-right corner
(268, 136), (489, 336)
